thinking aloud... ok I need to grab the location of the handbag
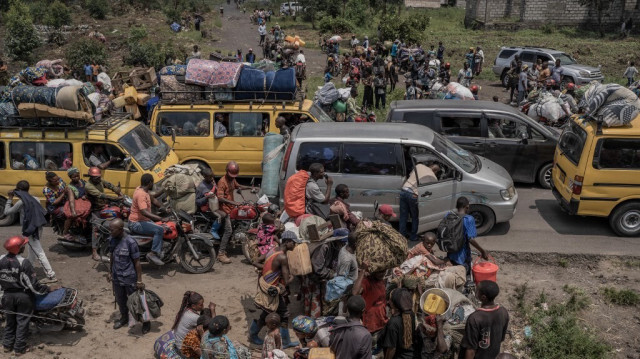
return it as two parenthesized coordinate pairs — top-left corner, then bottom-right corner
(254, 276), (281, 312)
(306, 201), (331, 220)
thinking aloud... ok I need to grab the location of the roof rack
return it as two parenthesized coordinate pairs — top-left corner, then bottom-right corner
(1, 113), (134, 140)
(158, 89), (306, 110)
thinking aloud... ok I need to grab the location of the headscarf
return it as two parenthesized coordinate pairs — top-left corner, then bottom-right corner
(67, 167), (80, 177)
(391, 288), (414, 349)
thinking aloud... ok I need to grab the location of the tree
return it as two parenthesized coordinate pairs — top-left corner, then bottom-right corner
(86, 0), (110, 19)
(66, 38), (108, 73)
(45, 0), (72, 29)
(5, 0), (41, 62)
(579, 0), (612, 37)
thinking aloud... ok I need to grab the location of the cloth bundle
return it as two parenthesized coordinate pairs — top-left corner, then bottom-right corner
(10, 85), (59, 107)
(46, 79), (84, 88)
(35, 59), (65, 78)
(315, 82), (340, 105)
(444, 82), (474, 100)
(162, 164), (204, 215)
(160, 75), (201, 102)
(355, 220), (408, 273)
(159, 65), (187, 76)
(185, 59), (243, 88)
(579, 82), (640, 127)
(527, 92), (566, 122)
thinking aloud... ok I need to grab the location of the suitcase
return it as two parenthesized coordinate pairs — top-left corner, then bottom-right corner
(287, 242), (312, 276)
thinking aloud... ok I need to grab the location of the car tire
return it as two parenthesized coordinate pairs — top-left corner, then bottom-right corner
(469, 205), (496, 236)
(609, 202), (640, 237)
(501, 70), (510, 88)
(537, 163), (554, 190)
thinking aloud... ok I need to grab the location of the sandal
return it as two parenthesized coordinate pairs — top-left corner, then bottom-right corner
(92, 253), (101, 261)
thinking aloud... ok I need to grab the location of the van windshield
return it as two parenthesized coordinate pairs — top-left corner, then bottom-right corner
(558, 121), (587, 165)
(309, 103), (333, 122)
(119, 124), (170, 170)
(432, 133), (479, 173)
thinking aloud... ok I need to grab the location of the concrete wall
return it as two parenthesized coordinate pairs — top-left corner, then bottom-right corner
(465, 0), (640, 28)
(405, 0), (442, 8)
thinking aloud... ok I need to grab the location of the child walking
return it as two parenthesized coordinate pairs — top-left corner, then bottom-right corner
(262, 313), (282, 358)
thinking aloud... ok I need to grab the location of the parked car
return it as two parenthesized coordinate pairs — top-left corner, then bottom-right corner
(279, 123), (518, 235)
(491, 46), (604, 87)
(386, 100), (559, 189)
(552, 115), (640, 237)
(280, 2), (303, 15)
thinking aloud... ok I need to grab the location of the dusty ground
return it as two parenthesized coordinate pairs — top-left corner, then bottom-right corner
(1, 227), (639, 359)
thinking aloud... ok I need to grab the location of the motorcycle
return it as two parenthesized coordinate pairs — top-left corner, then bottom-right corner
(55, 196), (132, 250)
(96, 208), (216, 274)
(192, 192), (276, 264)
(0, 287), (85, 332)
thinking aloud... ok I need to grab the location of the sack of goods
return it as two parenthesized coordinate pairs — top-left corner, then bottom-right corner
(161, 164), (204, 214)
(527, 92), (565, 122)
(444, 82), (474, 100)
(314, 82), (340, 106)
(579, 82), (640, 127)
(355, 220), (408, 273)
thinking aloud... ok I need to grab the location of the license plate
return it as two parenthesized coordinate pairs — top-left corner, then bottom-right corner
(559, 171), (566, 184)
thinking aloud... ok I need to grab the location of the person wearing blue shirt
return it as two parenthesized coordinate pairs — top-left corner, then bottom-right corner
(324, 68), (333, 83)
(390, 40), (399, 61)
(84, 63), (92, 82)
(245, 49), (256, 64)
(446, 196), (489, 276)
(146, 87), (160, 123)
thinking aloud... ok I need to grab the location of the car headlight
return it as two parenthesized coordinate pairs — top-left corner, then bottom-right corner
(500, 186), (516, 201)
(579, 70), (590, 77)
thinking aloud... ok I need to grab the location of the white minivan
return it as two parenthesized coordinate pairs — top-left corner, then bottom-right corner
(280, 2), (302, 15)
(279, 123), (518, 235)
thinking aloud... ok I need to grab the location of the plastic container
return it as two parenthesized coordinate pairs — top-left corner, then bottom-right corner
(423, 293), (447, 315)
(420, 288), (457, 319)
(472, 256), (499, 285)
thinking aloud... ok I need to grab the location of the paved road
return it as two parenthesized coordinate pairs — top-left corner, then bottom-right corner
(1, 185), (638, 256)
(479, 185), (640, 256)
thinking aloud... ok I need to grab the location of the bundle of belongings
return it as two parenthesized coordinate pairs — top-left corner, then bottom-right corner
(442, 82), (475, 100)
(526, 91), (569, 125)
(161, 164), (204, 214)
(578, 82), (640, 127)
(355, 219), (408, 273)
(159, 59), (297, 102)
(313, 82), (350, 121)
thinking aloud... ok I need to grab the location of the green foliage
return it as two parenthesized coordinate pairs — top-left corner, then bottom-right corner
(344, 0), (368, 25)
(44, 0), (72, 29)
(124, 42), (165, 69)
(378, 12), (429, 44)
(128, 25), (148, 44)
(540, 23), (556, 34)
(27, 0), (48, 24)
(5, 0), (41, 62)
(318, 17), (353, 34)
(601, 287), (640, 306)
(164, 6), (181, 23)
(65, 38), (108, 72)
(86, 0), (109, 19)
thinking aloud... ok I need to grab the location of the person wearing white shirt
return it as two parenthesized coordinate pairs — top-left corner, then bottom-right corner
(258, 24), (267, 45)
(296, 50), (306, 64)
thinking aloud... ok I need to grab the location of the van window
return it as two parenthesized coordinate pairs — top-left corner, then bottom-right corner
(498, 49), (518, 59)
(402, 112), (431, 126)
(216, 112), (269, 137)
(343, 143), (401, 176)
(558, 121), (587, 165)
(594, 139), (640, 169)
(278, 113), (313, 131)
(487, 117), (527, 139)
(441, 116), (482, 137)
(0, 142), (5, 169)
(520, 52), (536, 63)
(10, 142), (72, 171)
(157, 112), (211, 137)
(83, 144), (127, 170)
(297, 142), (340, 172)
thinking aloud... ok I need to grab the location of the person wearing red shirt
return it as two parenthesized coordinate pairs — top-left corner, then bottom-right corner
(216, 161), (256, 264)
(352, 261), (388, 350)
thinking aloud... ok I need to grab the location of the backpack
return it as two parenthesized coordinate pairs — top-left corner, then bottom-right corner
(436, 212), (465, 253)
(284, 170), (310, 218)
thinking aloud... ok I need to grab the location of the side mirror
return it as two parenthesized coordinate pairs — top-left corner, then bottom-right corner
(170, 127), (177, 149)
(456, 171), (463, 181)
(520, 131), (529, 145)
(123, 156), (133, 171)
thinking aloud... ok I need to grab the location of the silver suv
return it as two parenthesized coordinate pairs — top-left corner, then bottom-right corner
(492, 46), (604, 87)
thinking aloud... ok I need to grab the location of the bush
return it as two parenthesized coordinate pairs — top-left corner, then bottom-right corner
(344, 0), (368, 25)
(5, 0), (41, 62)
(601, 287), (640, 306)
(86, 0), (109, 19)
(163, 6), (181, 24)
(124, 42), (164, 69)
(66, 38), (108, 72)
(27, 0), (47, 24)
(128, 25), (148, 44)
(44, 0), (72, 29)
(379, 13), (429, 44)
(318, 17), (353, 34)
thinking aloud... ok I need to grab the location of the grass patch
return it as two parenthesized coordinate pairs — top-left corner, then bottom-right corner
(601, 287), (640, 306)
(558, 258), (568, 268)
(623, 259), (640, 268)
(510, 282), (610, 359)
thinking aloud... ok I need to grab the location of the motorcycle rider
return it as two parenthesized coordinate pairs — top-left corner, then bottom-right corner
(439, 62), (451, 85)
(561, 82), (579, 113)
(216, 161), (257, 264)
(1, 236), (57, 356)
(195, 168), (223, 240)
(129, 174), (169, 266)
(85, 167), (122, 261)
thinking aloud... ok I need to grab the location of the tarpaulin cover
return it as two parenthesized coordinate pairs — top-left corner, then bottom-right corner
(235, 67), (266, 100)
(314, 82), (339, 105)
(159, 65), (187, 76)
(185, 59), (243, 88)
(579, 82), (640, 127)
(266, 68), (296, 100)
